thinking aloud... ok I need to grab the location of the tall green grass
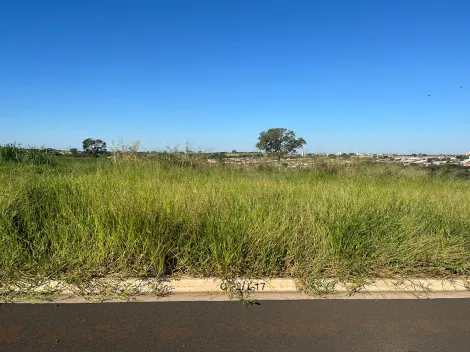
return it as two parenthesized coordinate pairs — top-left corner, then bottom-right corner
(0, 144), (55, 166)
(1, 158), (470, 286)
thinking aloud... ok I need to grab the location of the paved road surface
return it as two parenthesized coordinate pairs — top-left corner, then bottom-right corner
(1, 300), (470, 351)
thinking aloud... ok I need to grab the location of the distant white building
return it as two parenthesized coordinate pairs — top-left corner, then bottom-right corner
(466, 151), (470, 156)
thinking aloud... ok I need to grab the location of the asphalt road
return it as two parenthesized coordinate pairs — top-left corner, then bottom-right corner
(1, 299), (470, 352)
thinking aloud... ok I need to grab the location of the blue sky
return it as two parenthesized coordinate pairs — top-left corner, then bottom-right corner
(1, 0), (469, 154)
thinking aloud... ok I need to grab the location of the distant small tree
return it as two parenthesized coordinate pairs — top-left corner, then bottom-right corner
(256, 128), (306, 161)
(82, 138), (107, 156)
(70, 148), (78, 156)
(232, 150), (237, 153)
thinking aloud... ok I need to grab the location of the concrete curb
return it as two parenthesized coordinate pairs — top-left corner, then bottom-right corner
(168, 278), (470, 294)
(3, 277), (470, 302)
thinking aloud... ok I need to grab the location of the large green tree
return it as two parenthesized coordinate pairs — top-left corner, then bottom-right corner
(82, 138), (107, 156)
(256, 128), (306, 160)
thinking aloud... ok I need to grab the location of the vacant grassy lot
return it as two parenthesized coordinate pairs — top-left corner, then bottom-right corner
(1, 155), (470, 292)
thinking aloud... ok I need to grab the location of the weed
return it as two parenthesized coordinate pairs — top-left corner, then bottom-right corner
(1, 157), (470, 298)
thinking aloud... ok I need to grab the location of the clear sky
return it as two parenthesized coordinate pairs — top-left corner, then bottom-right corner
(1, 0), (469, 154)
